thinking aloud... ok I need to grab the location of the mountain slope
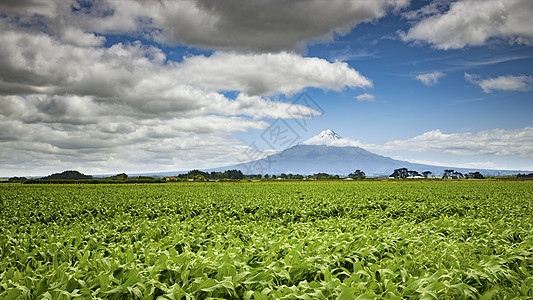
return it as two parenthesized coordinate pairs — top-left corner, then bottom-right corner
(214, 143), (522, 177)
(212, 144), (419, 176)
(207, 130), (520, 177)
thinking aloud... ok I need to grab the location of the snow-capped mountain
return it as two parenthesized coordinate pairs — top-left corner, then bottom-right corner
(140, 130), (522, 178)
(202, 129), (515, 177)
(318, 129), (342, 140)
(301, 129), (362, 147)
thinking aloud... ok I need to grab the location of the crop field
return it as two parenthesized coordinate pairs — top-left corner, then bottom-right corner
(1, 181), (532, 299)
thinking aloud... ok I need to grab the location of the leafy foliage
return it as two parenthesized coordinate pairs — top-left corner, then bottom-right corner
(1, 181), (532, 299)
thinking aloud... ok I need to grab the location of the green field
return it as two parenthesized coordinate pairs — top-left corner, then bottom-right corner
(1, 181), (532, 299)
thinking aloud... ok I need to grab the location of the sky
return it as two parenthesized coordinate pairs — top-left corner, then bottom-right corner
(0, 0), (532, 177)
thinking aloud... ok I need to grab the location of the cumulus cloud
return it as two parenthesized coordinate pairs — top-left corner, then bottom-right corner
(401, 0), (533, 49)
(465, 73), (533, 93)
(174, 52), (372, 96)
(0, 109), (272, 174)
(355, 93), (376, 102)
(0, 121), (263, 176)
(0, 26), (371, 98)
(302, 127), (533, 159)
(0, 0), (409, 52)
(415, 71), (446, 86)
(368, 127), (533, 158)
(0, 4), (375, 176)
(155, 0), (410, 51)
(60, 28), (106, 47)
(0, 0), (59, 19)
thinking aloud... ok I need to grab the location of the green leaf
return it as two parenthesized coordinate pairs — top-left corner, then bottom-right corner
(102, 285), (126, 295)
(4, 288), (22, 300)
(34, 278), (49, 297)
(336, 286), (357, 300)
(198, 279), (219, 292)
(243, 272), (270, 284)
(123, 269), (139, 287)
(521, 277), (533, 296)
(127, 286), (144, 298)
(355, 293), (377, 300)
(252, 291), (269, 300)
(244, 290), (255, 300)
(41, 291), (54, 300)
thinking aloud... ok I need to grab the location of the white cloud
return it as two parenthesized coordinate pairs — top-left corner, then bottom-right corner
(401, 0), (448, 20)
(415, 71), (446, 86)
(355, 93), (376, 102)
(367, 128), (533, 158)
(60, 28), (106, 47)
(401, 0), (533, 49)
(301, 136), (365, 148)
(0, 13), (373, 176)
(173, 52), (372, 96)
(465, 73), (533, 93)
(0, 28), (367, 119)
(0, 115), (268, 176)
(0, 26), (371, 99)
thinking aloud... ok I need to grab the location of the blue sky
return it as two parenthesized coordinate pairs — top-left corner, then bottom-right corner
(0, 0), (532, 176)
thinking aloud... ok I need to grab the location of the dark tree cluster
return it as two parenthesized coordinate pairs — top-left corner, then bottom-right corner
(107, 173), (128, 180)
(348, 170), (366, 179)
(443, 169), (464, 179)
(389, 168), (484, 180)
(389, 168), (423, 179)
(309, 173), (340, 180)
(465, 172), (485, 179)
(387, 168), (490, 179)
(8, 176), (27, 181)
(41, 170), (93, 180)
(443, 170), (485, 179)
(279, 173), (305, 179)
(177, 169), (245, 180)
(517, 173), (533, 179)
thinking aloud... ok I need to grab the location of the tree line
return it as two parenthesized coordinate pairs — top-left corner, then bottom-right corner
(6, 168), (492, 184)
(389, 168), (484, 179)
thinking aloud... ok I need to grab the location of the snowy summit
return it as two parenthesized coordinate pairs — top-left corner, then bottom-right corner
(302, 130), (360, 147)
(318, 129), (342, 141)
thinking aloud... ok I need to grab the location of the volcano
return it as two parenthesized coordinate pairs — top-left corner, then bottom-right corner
(209, 130), (517, 177)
